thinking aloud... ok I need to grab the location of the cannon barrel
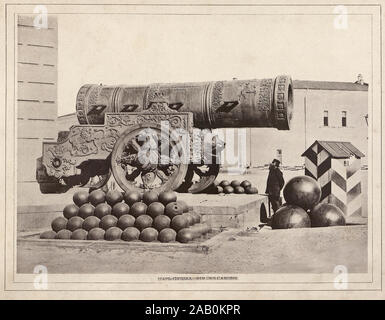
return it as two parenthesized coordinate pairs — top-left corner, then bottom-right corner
(76, 75), (293, 130)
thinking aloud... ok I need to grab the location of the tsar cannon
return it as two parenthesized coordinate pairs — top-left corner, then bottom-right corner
(36, 75), (293, 194)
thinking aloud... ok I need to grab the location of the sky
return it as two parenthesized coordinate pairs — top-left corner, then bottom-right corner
(57, 13), (372, 116)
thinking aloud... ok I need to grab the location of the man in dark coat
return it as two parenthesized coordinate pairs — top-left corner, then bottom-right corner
(265, 159), (285, 213)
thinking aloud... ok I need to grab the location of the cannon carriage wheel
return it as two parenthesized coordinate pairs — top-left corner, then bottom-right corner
(176, 129), (223, 194)
(110, 124), (188, 194)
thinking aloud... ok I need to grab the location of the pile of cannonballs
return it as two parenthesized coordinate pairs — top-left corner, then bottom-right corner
(214, 180), (258, 195)
(40, 189), (211, 243)
(271, 175), (346, 229)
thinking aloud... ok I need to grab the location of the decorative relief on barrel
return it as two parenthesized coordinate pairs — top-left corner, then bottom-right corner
(211, 81), (224, 111)
(238, 81), (257, 101)
(87, 85), (101, 106)
(76, 84), (92, 124)
(273, 75), (292, 130)
(207, 81), (224, 126)
(257, 79), (273, 111)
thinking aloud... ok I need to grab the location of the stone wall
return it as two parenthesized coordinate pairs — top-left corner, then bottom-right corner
(17, 15), (58, 205)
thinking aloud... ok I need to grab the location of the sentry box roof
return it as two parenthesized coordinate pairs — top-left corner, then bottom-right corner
(302, 140), (365, 159)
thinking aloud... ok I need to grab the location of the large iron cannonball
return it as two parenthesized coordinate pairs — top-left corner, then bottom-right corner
(67, 216), (84, 231)
(40, 230), (57, 239)
(78, 203), (95, 219)
(223, 185), (234, 194)
(99, 215), (118, 230)
(94, 203), (112, 219)
(245, 186), (258, 194)
(147, 202), (165, 219)
(231, 180), (241, 188)
(216, 186), (224, 194)
(51, 216), (68, 232)
(130, 202), (148, 218)
(73, 190), (89, 207)
(158, 191), (177, 206)
(177, 200), (189, 213)
(88, 189), (106, 206)
(123, 191), (142, 205)
(165, 202), (184, 219)
(56, 229), (72, 239)
(309, 203), (346, 227)
(158, 228), (177, 243)
(176, 228), (194, 243)
(153, 215), (171, 232)
(105, 190), (123, 206)
(71, 229), (88, 240)
(241, 180), (252, 189)
(271, 205), (311, 229)
(283, 175), (321, 211)
(188, 225), (203, 239)
(142, 191), (159, 205)
(117, 214), (136, 230)
(139, 227), (159, 242)
(121, 227), (140, 241)
(171, 215), (188, 232)
(112, 202), (130, 218)
(63, 204), (79, 219)
(190, 212), (201, 224)
(182, 212), (194, 226)
(82, 216), (100, 231)
(105, 227), (122, 241)
(219, 180), (230, 188)
(234, 186), (245, 194)
(197, 223), (210, 234)
(134, 215), (153, 231)
(87, 227), (105, 240)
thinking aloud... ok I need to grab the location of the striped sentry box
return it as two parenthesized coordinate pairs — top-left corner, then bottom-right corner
(302, 141), (364, 217)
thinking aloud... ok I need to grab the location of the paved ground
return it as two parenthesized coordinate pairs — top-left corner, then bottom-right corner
(17, 225), (367, 274)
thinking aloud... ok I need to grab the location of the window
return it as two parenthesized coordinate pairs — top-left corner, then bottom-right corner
(342, 111), (347, 127)
(323, 111), (329, 126)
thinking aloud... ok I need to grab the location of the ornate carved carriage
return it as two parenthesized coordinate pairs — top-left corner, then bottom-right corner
(36, 75), (293, 194)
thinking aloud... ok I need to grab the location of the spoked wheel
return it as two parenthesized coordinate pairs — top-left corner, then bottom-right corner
(111, 125), (188, 193)
(176, 163), (220, 194)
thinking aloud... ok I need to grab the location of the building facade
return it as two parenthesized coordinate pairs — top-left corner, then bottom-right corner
(17, 15), (58, 205)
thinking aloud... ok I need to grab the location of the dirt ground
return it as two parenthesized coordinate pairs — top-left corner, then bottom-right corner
(17, 168), (369, 274)
(17, 225), (367, 274)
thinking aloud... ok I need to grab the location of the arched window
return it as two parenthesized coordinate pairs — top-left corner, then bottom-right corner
(342, 111), (347, 127)
(323, 110), (329, 126)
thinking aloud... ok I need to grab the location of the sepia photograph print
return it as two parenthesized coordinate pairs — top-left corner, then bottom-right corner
(0, 1), (384, 299)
